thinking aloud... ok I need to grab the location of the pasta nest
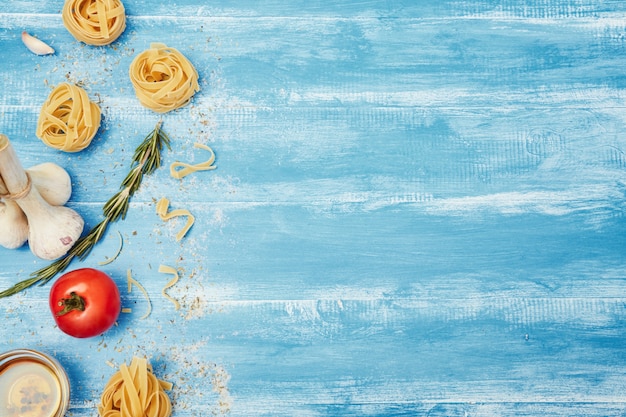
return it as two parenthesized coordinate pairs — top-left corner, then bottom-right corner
(62, 0), (126, 46)
(36, 83), (101, 152)
(98, 357), (172, 417)
(129, 43), (200, 114)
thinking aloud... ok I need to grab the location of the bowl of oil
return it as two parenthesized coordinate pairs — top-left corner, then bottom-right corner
(0, 349), (70, 417)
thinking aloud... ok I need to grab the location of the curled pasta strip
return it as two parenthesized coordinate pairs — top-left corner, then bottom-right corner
(36, 82), (101, 152)
(129, 43), (200, 113)
(99, 230), (123, 265)
(156, 197), (195, 241)
(170, 143), (217, 179)
(62, 0), (126, 46)
(98, 356), (173, 417)
(158, 264), (181, 310)
(126, 269), (151, 320)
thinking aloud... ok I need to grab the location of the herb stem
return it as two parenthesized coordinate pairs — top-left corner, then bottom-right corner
(0, 121), (171, 298)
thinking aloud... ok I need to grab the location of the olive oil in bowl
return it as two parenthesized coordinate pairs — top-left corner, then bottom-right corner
(0, 349), (70, 417)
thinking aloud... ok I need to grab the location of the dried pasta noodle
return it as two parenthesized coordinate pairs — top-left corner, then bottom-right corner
(158, 264), (180, 310)
(126, 269), (152, 320)
(170, 143), (217, 179)
(156, 197), (195, 241)
(98, 356), (173, 417)
(129, 43), (199, 113)
(36, 82), (101, 152)
(99, 231), (124, 265)
(62, 0), (126, 46)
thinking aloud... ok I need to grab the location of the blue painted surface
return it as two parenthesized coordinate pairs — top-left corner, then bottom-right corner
(1, 1), (626, 416)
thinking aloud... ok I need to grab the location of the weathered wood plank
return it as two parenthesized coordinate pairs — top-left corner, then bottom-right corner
(1, 1), (626, 416)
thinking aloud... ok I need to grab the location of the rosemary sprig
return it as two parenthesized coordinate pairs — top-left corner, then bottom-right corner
(0, 121), (171, 298)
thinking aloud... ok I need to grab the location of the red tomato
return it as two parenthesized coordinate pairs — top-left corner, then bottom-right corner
(49, 268), (121, 338)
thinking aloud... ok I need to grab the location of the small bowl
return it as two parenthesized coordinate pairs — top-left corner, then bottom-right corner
(0, 348), (70, 417)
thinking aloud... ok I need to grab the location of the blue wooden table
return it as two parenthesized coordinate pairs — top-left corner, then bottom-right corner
(1, 1), (626, 415)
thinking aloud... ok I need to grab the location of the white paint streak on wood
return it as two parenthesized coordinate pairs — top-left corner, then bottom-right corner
(1, 0), (626, 415)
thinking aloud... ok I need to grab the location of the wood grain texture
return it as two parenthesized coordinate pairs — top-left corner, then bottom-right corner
(1, 1), (626, 416)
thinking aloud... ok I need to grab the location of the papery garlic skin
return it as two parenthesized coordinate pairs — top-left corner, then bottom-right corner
(21, 31), (55, 55)
(27, 163), (72, 206)
(0, 199), (29, 249)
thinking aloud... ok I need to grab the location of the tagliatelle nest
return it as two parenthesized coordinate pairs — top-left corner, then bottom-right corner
(62, 0), (126, 46)
(36, 83), (101, 152)
(129, 43), (200, 113)
(98, 357), (173, 417)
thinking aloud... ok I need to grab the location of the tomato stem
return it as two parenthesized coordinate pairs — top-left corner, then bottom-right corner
(57, 292), (85, 316)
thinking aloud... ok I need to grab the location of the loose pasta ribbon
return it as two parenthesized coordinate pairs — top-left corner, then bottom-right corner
(36, 82), (101, 152)
(126, 269), (151, 320)
(156, 197), (195, 241)
(158, 264), (181, 310)
(170, 143), (217, 179)
(62, 0), (126, 46)
(129, 43), (200, 113)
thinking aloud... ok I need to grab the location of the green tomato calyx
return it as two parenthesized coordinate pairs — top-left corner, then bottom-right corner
(56, 291), (85, 316)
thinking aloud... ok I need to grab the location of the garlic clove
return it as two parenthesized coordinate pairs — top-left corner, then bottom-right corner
(0, 199), (29, 249)
(21, 31), (55, 56)
(27, 162), (72, 206)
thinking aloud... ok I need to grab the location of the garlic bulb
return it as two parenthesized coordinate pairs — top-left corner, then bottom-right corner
(27, 162), (72, 206)
(0, 163), (73, 250)
(0, 134), (84, 260)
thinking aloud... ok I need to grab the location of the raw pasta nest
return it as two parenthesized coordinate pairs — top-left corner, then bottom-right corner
(129, 43), (200, 113)
(62, 0), (126, 46)
(98, 357), (173, 417)
(36, 82), (101, 152)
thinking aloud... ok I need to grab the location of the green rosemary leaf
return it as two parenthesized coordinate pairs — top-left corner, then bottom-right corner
(0, 276), (44, 298)
(121, 166), (143, 194)
(76, 219), (110, 260)
(35, 256), (75, 285)
(103, 188), (131, 221)
(0, 121), (170, 299)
